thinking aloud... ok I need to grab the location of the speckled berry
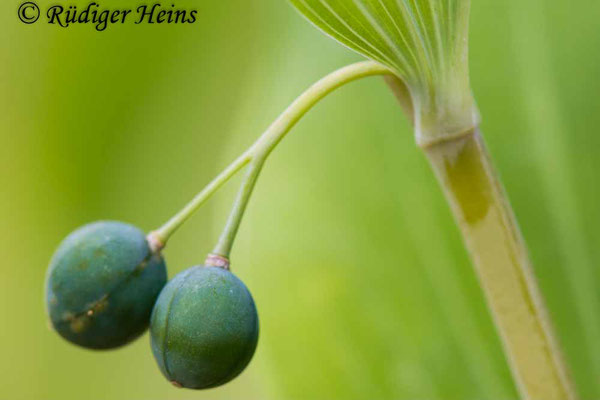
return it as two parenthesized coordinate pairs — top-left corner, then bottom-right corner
(46, 221), (167, 349)
(150, 266), (259, 389)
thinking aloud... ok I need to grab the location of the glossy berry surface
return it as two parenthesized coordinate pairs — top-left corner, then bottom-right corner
(46, 221), (167, 349)
(150, 266), (259, 389)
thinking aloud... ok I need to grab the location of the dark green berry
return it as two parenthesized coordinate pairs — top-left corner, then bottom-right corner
(45, 221), (167, 349)
(150, 266), (259, 389)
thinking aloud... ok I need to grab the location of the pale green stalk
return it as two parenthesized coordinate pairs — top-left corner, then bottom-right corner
(423, 127), (575, 400)
(287, 0), (579, 395)
(151, 61), (394, 253)
(151, 150), (252, 245)
(212, 157), (265, 258)
(508, 1), (600, 394)
(151, 47), (577, 399)
(210, 61), (394, 260)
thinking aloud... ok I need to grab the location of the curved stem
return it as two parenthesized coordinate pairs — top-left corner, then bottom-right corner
(152, 61), (394, 250)
(209, 61), (395, 259)
(247, 61), (394, 159)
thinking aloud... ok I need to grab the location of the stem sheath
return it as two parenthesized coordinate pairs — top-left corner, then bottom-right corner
(425, 129), (575, 400)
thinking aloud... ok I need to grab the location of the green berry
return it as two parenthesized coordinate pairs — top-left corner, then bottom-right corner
(45, 221), (167, 349)
(150, 266), (259, 389)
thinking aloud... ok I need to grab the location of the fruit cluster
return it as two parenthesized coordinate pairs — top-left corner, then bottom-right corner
(45, 61), (393, 391)
(45, 221), (258, 389)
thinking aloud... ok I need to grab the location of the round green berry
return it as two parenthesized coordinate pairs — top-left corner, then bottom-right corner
(46, 221), (167, 349)
(150, 266), (259, 389)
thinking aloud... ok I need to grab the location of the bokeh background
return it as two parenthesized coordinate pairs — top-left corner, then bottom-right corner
(2, 0), (600, 399)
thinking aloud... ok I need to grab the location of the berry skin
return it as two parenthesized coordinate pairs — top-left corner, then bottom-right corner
(150, 266), (259, 389)
(46, 221), (167, 349)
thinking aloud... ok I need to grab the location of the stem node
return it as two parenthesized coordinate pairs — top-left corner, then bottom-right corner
(146, 231), (166, 254)
(205, 254), (231, 270)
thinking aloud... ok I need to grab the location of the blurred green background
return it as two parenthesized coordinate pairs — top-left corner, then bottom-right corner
(2, 0), (599, 399)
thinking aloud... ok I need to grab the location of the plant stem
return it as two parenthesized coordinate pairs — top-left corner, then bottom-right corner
(150, 58), (574, 398)
(152, 150), (253, 245)
(152, 61), (393, 253)
(424, 128), (575, 400)
(248, 61), (394, 158)
(209, 61), (393, 260)
(212, 157), (265, 257)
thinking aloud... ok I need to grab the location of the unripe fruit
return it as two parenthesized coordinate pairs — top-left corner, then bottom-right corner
(150, 266), (259, 389)
(46, 221), (167, 349)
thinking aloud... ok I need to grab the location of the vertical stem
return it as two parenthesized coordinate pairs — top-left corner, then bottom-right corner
(509, 1), (600, 393)
(424, 128), (575, 400)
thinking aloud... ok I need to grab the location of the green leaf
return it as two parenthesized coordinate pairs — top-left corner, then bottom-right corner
(289, 0), (479, 145)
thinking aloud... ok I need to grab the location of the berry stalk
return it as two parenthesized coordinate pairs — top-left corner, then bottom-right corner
(151, 150), (252, 246)
(207, 61), (395, 262)
(152, 61), (394, 255)
(211, 157), (265, 259)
